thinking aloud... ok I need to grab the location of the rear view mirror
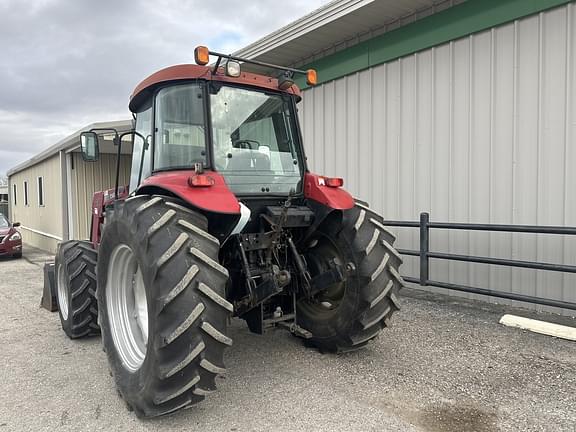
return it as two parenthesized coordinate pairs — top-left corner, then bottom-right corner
(12, 222), (20, 227)
(80, 132), (100, 162)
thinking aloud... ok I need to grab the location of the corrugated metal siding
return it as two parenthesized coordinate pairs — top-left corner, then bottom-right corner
(70, 152), (131, 240)
(300, 4), (576, 315)
(7, 154), (63, 253)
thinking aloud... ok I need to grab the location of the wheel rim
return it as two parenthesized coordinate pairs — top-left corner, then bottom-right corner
(301, 234), (348, 316)
(106, 244), (148, 372)
(57, 263), (69, 321)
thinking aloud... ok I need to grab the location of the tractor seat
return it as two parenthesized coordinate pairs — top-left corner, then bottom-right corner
(226, 151), (271, 171)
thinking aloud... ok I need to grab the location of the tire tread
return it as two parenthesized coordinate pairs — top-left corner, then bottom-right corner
(299, 204), (403, 353)
(55, 240), (99, 339)
(97, 195), (232, 418)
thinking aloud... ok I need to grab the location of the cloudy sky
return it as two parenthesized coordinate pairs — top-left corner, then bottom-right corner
(0, 0), (329, 176)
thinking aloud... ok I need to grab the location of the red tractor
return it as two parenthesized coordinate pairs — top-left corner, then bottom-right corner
(51, 47), (404, 418)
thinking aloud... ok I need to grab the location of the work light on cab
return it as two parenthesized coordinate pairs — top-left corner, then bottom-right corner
(225, 61), (241, 77)
(278, 71), (294, 90)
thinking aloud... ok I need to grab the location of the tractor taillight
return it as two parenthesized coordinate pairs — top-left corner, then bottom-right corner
(325, 177), (343, 188)
(188, 174), (215, 187)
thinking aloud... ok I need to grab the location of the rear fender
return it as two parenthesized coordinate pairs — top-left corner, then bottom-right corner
(303, 172), (354, 210)
(136, 170), (241, 240)
(90, 186), (129, 248)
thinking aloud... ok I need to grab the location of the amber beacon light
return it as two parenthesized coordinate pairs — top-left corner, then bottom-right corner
(194, 46), (210, 65)
(306, 69), (318, 86)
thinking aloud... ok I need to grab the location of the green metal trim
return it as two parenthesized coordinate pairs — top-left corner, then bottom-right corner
(296, 0), (572, 88)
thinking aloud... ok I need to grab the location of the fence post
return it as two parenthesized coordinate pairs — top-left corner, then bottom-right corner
(420, 212), (430, 285)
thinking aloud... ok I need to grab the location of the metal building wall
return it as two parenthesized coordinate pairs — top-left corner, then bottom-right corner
(300, 4), (576, 315)
(8, 154), (63, 252)
(69, 152), (131, 240)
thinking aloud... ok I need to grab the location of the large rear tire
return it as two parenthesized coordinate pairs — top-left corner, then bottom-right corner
(297, 204), (405, 352)
(97, 195), (232, 418)
(55, 240), (99, 339)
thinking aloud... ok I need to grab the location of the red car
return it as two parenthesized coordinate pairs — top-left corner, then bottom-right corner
(0, 213), (22, 258)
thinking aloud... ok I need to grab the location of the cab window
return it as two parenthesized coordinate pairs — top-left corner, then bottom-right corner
(129, 101), (152, 192)
(154, 84), (207, 170)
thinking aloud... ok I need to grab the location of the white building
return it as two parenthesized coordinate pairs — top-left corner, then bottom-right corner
(7, 121), (132, 252)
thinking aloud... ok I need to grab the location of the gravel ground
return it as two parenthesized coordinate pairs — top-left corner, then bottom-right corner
(0, 246), (575, 432)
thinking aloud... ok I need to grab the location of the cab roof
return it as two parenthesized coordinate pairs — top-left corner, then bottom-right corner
(129, 64), (301, 112)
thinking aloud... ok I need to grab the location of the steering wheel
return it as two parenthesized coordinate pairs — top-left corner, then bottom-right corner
(232, 139), (261, 150)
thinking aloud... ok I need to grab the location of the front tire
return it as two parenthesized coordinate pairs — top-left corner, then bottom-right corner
(97, 195), (233, 418)
(55, 240), (99, 338)
(297, 204), (405, 352)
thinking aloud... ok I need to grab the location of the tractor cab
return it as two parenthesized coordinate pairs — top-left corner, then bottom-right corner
(136, 77), (305, 195)
(81, 47), (316, 199)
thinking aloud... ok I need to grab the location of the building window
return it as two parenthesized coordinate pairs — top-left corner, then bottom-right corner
(13, 184), (17, 206)
(24, 181), (28, 206)
(37, 177), (44, 206)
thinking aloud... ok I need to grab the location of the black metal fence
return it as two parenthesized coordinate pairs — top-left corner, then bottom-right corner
(384, 212), (576, 311)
